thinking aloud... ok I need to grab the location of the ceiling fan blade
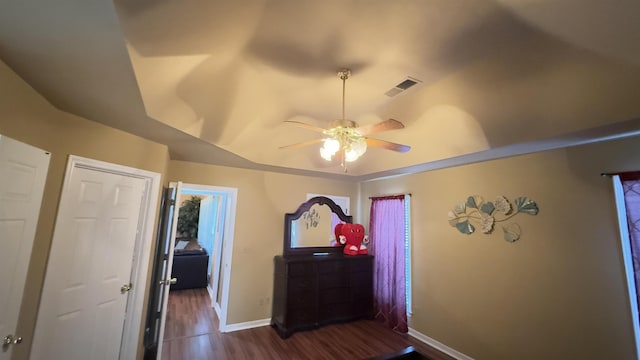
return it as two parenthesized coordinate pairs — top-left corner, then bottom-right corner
(283, 120), (326, 133)
(279, 138), (324, 150)
(356, 118), (404, 136)
(365, 137), (411, 153)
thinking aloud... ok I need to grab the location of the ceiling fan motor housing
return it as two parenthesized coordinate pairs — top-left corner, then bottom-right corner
(338, 69), (351, 80)
(328, 119), (357, 129)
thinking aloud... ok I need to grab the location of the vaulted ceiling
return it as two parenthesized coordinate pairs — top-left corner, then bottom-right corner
(2, 0), (640, 180)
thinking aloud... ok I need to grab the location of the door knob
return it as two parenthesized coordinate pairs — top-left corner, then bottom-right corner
(120, 283), (132, 294)
(159, 278), (177, 286)
(3, 334), (22, 346)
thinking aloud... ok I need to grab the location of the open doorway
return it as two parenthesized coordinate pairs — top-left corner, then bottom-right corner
(147, 182), (237, 359)
(169, 183), (236, 325)
(174, 188), (228, 311)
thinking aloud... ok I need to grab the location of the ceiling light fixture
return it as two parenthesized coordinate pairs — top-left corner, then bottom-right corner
(280, 69), (410, 174)
(319, 69), (367, 167)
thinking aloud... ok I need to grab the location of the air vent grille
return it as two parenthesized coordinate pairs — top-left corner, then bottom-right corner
(396, 79), (418, 90)
(384, 88), (403, 97)
(385, 76), (422, 97)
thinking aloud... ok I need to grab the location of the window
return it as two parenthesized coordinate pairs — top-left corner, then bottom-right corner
(612, 174), (640, 359)
(405, 194), (412, 315)
(370, 194), (410, 332)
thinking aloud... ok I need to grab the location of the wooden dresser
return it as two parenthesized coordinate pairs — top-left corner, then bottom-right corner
(271, 253), (373, 338)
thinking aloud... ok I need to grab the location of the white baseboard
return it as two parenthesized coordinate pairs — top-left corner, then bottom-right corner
(222, 318), (271, 333)
(408, 327), (474, 360)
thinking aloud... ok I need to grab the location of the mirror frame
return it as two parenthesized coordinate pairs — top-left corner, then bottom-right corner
(284, 196), (352, 256)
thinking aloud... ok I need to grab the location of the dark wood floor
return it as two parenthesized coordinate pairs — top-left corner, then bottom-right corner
(162, 288), (456, 360)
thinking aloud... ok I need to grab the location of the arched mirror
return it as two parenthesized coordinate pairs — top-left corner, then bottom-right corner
(283, 196), (352, 256)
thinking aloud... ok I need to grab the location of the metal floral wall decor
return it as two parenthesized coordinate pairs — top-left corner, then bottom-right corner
(447, 195), (539, 242)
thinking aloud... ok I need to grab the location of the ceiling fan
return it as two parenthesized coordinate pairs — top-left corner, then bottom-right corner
(280, 69), (411, 172)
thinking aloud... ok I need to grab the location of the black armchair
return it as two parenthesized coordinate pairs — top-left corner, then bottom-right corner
(170, 249), (209, 290)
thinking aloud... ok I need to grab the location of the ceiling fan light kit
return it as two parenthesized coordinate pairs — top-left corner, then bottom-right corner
(320, 121), (368, 163)
(319, 70), (368, 165)
(281, 68), (411, 172)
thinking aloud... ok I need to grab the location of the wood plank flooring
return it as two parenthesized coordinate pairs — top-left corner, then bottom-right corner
(163, 288), (219, 341)
(162, 288), (456, 360)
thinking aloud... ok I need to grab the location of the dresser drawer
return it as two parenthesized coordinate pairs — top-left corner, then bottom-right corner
(288, 278), (315, 306)
(288, 262), (316, 277)
(319, 302), (351, 321)
(352, 283), (372, 300)
(319, 287), (349, 305)
(288, 276), (314, 291)
(288, 289), (315, 307)
(349, 257), (373, 272)
(352, 298), (373, 318)
(351, 270), (373, 285)
(287, 307), (316, 328)
(319, 273), (349, 288)
(318, 260), (347, 274)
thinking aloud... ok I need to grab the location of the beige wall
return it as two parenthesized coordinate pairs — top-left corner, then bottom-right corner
(166, 161), (358, 324)
(0, 61), (170, 360)
(358, 136), (640, 359)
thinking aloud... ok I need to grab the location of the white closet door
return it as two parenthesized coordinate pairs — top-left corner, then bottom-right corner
(0, 136), (50, 360)
(31, 165), (145, 360)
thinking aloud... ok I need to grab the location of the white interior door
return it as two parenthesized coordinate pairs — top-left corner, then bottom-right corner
(0, 136), (50, 360)
(142, 187), (177, 358)
(212, 196), (225, 308)
(31, 164), (146, 360)
(197, 196), (214, 276)
(156, 182), (182, 359)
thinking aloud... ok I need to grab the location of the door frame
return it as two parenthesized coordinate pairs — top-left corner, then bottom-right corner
(61, 155), (161, 358)
(167, 182), (237, 332)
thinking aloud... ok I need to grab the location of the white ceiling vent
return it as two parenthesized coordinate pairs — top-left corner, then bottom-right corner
(385, 77), (422, 97)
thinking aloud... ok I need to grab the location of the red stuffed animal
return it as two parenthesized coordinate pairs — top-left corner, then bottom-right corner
(334, 223), (344, 247)
(336, 223), (369, 256)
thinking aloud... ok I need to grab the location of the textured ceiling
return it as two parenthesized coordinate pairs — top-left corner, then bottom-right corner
(2, 0), (640, 180)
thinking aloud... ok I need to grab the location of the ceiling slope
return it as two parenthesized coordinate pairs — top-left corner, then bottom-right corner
(1, 0), (640, 179)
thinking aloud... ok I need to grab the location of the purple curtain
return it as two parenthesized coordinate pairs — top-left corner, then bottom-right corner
(621, 172), (640, 312)
(369, 195), (407, 333)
